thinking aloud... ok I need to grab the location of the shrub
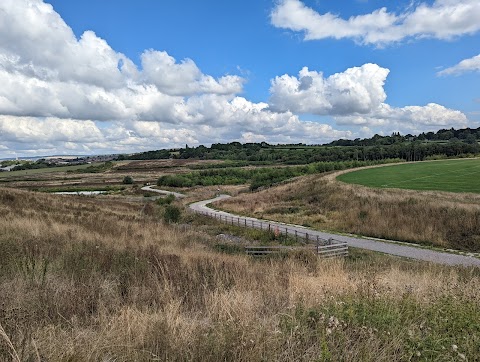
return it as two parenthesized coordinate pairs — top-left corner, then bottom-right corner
(164, 205), (181, 223)
(122, 176), (134, 184)
(156, 194), (175, 205)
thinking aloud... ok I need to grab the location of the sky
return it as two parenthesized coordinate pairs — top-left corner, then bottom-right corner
(0, 0), (479, 158)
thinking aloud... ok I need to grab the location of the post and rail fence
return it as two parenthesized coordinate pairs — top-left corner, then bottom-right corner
(191, 209), (348, 258)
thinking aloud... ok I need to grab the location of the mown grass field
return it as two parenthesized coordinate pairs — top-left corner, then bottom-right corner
(337, 158), (480, 194)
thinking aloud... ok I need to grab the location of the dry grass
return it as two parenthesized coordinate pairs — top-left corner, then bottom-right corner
(1, 159), (221, 192)
(218, 172), (480, 251)
(1, 187), (479, 361)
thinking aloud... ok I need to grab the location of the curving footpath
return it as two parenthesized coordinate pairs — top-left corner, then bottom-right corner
(145, 186), (480, 267)
(141, 185), (186, 198)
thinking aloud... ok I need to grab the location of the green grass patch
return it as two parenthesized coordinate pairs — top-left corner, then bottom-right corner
(337, 158), (480, 193)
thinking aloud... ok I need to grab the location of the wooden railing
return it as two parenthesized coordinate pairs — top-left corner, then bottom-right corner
(192, 209), (348, 258)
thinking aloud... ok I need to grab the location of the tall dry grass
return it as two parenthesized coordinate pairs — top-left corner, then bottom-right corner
(218, 173), (480, 251)
(1, 187), (479, 361)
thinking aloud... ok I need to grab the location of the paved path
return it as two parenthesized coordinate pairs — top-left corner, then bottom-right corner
(141, 187), (480, 267)
(141, 185), (186, 198)
(189, 195), (480, 268)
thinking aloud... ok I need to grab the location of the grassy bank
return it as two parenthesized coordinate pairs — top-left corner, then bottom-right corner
(217, 172), (480, 252)
(0, 187), (479, 361)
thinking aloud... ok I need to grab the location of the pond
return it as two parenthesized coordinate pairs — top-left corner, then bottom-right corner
(54, 191), (107, 195)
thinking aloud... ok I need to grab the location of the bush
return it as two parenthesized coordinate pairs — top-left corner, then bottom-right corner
(156, 194), (175, 205)
(123, 176), (134, 184)
(164, 205), (181, 223)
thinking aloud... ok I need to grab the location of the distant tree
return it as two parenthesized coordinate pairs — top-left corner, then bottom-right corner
(439, 131), (454, 140)
(465, 134), (478, 144)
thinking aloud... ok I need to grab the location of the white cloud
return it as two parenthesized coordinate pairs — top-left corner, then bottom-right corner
(0, 116), (103, 144)
(0, 0), (473, 157)
(271, 0), (480, 46)
(0, 0), (245, 123)
(269, 63), (389, 115)
(268, 63), (469, 134)
(438, 53), (480, 75)
(141, 50), (244, 96)
(335, 103), (468, 134)
(0, 113), (352, 157)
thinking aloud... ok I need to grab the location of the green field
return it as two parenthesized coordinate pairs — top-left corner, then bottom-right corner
(337, 158), (480, 193)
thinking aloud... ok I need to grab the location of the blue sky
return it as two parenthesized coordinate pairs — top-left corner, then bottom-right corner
(0, 0), (479, 157)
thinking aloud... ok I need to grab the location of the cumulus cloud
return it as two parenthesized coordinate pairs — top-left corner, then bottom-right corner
(335, 103), (468, 134)
(0, 0), (355, 156)
(268, 63), (469, 134)
(0, 0), (244, 122)
(271, 0), (480, 46)
(0, 0), (472, 157)
(141, 50), (244, 96)
(269, 64), (389, 115)
(0, 116), (103, 144)
(0, 113), (352, 157)
(438, 53), (480, 75)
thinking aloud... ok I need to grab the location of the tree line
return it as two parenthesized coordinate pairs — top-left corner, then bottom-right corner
(122, 126), (480, 164)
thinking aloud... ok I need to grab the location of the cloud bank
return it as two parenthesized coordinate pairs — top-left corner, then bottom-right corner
(271, 0), (480, 46)
(0, 0), (471, 157)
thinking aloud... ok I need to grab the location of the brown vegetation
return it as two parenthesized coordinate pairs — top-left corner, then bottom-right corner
(114, 159), (224, 172)
(217, 172), (480, 252)
(1, 187), (479, 361)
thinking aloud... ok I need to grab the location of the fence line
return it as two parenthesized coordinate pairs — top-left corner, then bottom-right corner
(191, 209), (348, 258)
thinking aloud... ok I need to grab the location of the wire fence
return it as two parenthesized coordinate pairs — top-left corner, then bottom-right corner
(192, 209), (348, 258)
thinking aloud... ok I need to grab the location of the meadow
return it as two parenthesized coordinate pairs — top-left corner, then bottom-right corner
(1, 187), (479, 361)
(337, 158), (480, 193)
